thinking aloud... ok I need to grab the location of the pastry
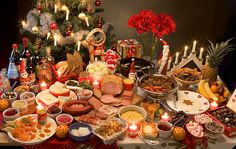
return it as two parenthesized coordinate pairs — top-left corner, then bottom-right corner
(141, 122), (158, 139)
(49, 82), (70, 97)
(140, 102), (160, 119)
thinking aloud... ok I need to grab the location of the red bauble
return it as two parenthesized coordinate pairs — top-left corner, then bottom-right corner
(97, 22), (103, 28)
(95, 0), (101, 6)
(50, 23), (58, 30)
(36, 4), (42, 11)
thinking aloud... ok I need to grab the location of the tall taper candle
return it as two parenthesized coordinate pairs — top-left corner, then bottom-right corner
(175, 52), (179, 64)
(199, 48), (204, 59)
(66, 10), (69, 20)
(77, 41), (81, 51)
(167, 57), (172, 70)
(54, 35), (57, 46)
(183, 46), (188, 57)
(191, 40), (197, 53)
(54, 4), (58, 13)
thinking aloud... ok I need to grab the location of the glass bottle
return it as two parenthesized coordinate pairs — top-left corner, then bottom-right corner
(38, 58), (52, 85)
(11, 44), (21, 73)
(22, 38), (31, 66)
(7, 57), (19, 87)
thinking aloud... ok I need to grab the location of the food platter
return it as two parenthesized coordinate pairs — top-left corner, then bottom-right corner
(166, 91), (210, 115)
(138, 74), (178, 97)
(35, 89), (78, 107)
(7, 114), (57, 145)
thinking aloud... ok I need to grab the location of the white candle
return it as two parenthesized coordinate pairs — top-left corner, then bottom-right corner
(66, 10), (69, 20)
(205, 55), (209, 65)
(40, 81), (48, 91)
(199, 47), (204, 59)
(161, 112), (170, 122)
(47, 32), (51, 40)
(174, 52), (179, 64)
(95, 57), (98, 61)
(93, 80), (100, 89)
(183, 46), (188, 57)
(85, 17), (89, 27)
(77, 41), (81, 51)
(54, 4), (58, 13)
(167, 57), (172, 70)
(191, 40), (197, 53)
(54, 35), (57, 46)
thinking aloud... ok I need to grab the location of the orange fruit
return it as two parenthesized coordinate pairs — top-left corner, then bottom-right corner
(210, 85), (218, 93)
(56, 125), (68, 138)
(223, 90), (230, 98)
(0, 99), (9, 111)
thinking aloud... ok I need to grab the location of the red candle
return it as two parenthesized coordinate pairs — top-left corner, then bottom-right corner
(210, 101), (218, 110)
(128, 123), (138, 138)
(161, 112), (170, 122)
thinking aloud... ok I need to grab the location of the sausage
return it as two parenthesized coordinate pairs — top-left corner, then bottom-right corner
(62, 100), (92, 116)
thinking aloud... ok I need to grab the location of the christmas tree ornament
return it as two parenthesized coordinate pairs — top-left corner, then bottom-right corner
(158, 39), (170, 75)
(36, 4), (43, 11)
(35, 38), (42, 49)
(95, 0), (101, 6)
(97, 22), (103, 28)
(50, 22), (58, 30)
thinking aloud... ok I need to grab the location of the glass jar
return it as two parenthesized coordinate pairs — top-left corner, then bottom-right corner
(38, 58), (52, 86)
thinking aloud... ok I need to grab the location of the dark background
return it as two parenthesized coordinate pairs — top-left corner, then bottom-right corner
(0, 0), (235, 90)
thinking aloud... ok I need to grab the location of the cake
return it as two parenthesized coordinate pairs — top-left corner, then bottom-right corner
(142, 122), (158, 139)
(37, 91), (59, 107)
(49, 82), (70, 97)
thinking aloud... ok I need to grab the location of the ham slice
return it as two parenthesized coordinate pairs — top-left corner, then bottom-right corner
(79, 115), (101, 125)
(100, 95), (119, 104)
(101, 75), (123, 96)
(88, 110), (108, 119)
(88, 97), (103, 110)
(98, 105), (118, 115)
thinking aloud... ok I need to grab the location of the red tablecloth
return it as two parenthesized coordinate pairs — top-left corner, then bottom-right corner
(0, 112), (118, 149)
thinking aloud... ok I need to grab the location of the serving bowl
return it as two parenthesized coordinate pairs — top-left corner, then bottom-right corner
(118, 105), (147, 124)
(205, 121), (224, 139)
(118, 57), (155, 78)
(68, 122), (93, 142)
(138, 74), (178, 97)
(13, 85), (29, 96)
(56, 113), (73, 126)
(20, 91), (35, 106)
(77, 89), (93, 100)
(1, 91), (17, 104)
(12, 100), (28, 114)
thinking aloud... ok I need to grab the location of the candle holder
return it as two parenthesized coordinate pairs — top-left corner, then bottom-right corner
(128, 123), (139, 138)
(210, 101), (218, 110)
(39, 81), (49, 91)
(161, 112), (171, 122)
(92, 80), (100, 89)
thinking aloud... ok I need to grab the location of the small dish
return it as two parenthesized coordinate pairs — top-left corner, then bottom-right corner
(20, 92), (35, 106)
(77, 89), (93, 100)
(56, 113), (73, 126)
(14, 85), (29, 95)
(1, 91), (17, 105)
(12, 100), (28, 114)
(3, 108), (20, 122)
(205, 121), (224, 139)
(68, 122), (93, 142)
(65, 80), (80, 90)
(156, 121), (173, 139)
(47, 105), (62, 119)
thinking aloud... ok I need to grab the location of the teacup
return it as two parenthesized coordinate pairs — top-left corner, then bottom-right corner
(156, 121), (173, 139)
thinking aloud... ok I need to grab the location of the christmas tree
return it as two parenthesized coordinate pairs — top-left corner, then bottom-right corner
(19, 0), (115, 63)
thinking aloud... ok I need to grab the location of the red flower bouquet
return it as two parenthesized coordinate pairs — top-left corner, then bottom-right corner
(128, 10), (176, 59)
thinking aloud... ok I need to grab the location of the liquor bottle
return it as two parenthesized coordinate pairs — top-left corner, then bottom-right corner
(21, 38), (31, 66)
(26, 58), (36, 85)
(11, 44), (21, 73)
(38, 58), (52, 85)
(7, 57), (19, 87)
(128, 58), (136, 80)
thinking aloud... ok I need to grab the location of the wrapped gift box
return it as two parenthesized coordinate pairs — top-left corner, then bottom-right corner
(117, 39), (142, 58)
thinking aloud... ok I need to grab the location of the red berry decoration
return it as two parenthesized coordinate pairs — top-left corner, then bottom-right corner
(95, 0), (101, 6)
(36, 4), (43, 11)
(50, 23), (58, 30)
(97, 22), (103, 28)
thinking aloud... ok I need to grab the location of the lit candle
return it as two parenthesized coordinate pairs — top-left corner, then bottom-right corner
(128, 123), (138, 138)
(174, 52), (179, 64)
(167, 57), (172, 70)
(54, 4), (58, 13)
(205, 55), (209, 65)
(40, 81), (48, 91)
(85, 17), (89, 27)
(54, 35), (57, 46)
(92, 80), (100, 89)
(210, 101), (218, 110)
(183, 46), (188, 57)
(191, 40), (197, 53)
(66, 10), (69, 20)
(77, 41), (81, 51)
(95, 57), (98, 62)
(47, 32), (51, 40)
(199, 47), (204, 59)
(161, 112), (170, 122)
(61, 5), (68, 11)
(79, 12), (86, 20)
(22, 21), (26, 28)
(32, 26), (39, 32)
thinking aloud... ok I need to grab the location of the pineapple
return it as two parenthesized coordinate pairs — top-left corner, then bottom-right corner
(201, 39), (235, 81)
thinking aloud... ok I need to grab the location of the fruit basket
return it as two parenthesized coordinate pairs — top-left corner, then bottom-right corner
(206, 106), (236, 137)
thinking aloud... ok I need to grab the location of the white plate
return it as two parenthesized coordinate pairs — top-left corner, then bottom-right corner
(166, 90), (210, 115)
(7, 114), (57, 145)
(35, 89), (78, 107)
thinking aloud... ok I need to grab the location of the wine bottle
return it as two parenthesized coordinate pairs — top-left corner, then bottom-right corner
(22, 38), (31, 66)
(11, 44), (21, 73)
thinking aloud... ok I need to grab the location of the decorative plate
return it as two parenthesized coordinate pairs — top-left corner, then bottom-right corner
(7, 114), (57, 145)
(35, 89), (77, 107)
(166, 91), (210, 115)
